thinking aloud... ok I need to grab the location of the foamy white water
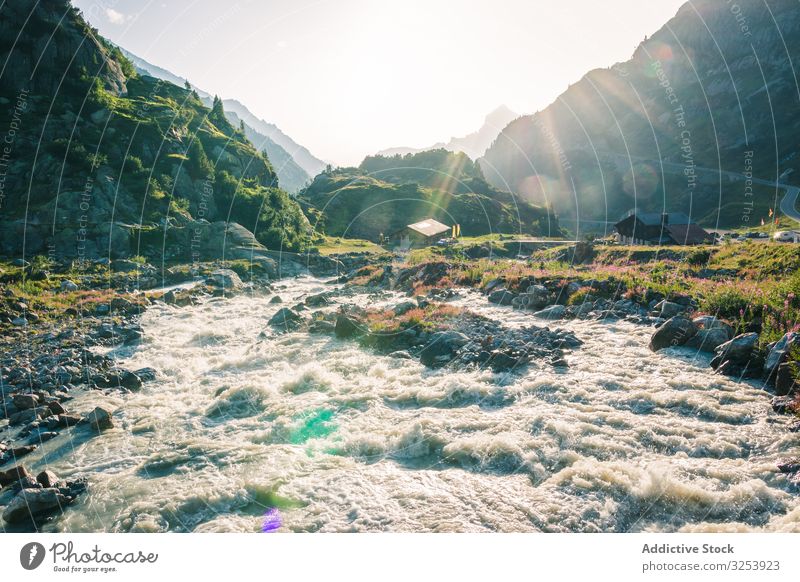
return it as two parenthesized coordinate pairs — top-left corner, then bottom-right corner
(29, 277), (800, 532)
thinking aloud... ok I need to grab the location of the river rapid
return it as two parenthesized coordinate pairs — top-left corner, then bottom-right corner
(30, 276), (800, 532)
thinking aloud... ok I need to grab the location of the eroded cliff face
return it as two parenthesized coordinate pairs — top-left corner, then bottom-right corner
(481, 0), (800, 227)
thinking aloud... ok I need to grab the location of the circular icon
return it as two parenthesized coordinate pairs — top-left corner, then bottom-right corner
(20, 542), (46, 570)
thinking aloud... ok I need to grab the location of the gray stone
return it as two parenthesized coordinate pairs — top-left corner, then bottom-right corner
(488, 288), (516, 306)
(268, 308), (303, 332)
(335, 313), (364, 339)
(206, 269), (243, 291)
(533, 305), (567, 320)
(649, 316), (697, 351)
(714, 333), (759, 365)
(652, 300), (686, 319)
(2, 488), (67, 524)
(36, 469), (59, 488)
(765, 332), (797, 378)
(80, 407), (114, 431)
(12, 393), (39, 410)
(684, 327), (731, 353)
(60, 279), (79, 292)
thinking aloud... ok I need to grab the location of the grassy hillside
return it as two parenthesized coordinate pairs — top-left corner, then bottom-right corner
(299, 150), (562, 240)
(0, 0), (309, 258)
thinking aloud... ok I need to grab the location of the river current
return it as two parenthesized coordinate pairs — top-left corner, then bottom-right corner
(30, 277), (800, 532)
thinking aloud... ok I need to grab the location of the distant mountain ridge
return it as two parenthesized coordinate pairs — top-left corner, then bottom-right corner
(377, 106), (518, 161)
(120, 48), (326, 192)
(480, 0), (800, 230)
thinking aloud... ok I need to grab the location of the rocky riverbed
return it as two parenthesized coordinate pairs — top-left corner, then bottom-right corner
(1, 258), (799, 532)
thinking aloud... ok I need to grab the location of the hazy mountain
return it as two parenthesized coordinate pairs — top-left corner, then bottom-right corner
(120, 49), (325, 192)
(0, 0), (309, 258)
(480, 0), (800, 229)
(222, 99), (327, 179)
(377, 106), (518, 161)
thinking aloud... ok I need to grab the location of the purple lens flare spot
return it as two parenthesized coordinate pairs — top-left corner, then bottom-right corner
(262, 508), (282, 532)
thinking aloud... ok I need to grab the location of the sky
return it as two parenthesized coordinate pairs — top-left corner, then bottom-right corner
(74, 0), (686, 166)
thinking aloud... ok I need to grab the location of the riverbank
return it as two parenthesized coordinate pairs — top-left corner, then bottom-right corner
(1, 242), (799, 531)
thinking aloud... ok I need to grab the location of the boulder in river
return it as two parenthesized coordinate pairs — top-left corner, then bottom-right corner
(36, 469), (60, 488)
(684, 327), (731, 353)
(335, 313), (364, 339)
(488, 288), (516, 306)
(268, 308), (304, 332)
(0, 465), (32, 487)
(649, 316), (697, 351)
(420, 331), (470, 367)
(80, 407), (114, 431)
(532, 305), (567, 320)
(206, 269), (243, 291)
(712, 333), (759, 366)
(2, 488), (67, 524)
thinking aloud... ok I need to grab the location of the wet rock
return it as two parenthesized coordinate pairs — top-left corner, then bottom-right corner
(206, 269), (243, 291)
(712, 333), (760, 368)
(269, 295), (283, 304)
(532, 305), (567, 320)
(420, 331), (470, 367)
(692, 315), (733, 336)
(512, 285), (550, 310)
(163, 288), (198, 307)
(36, 469), (59, 488)
(79, 406), (114, 431)
(765, 332), (797, 379)
(8, 406), (50, 426)
(53, 414), (81, 428)
(649, 316), (697, 351)
(771, 396), (796, 414)
(2, 488), (68, 524)
(488, 288), (516, 306)
(775, 362), (798, 397)
(684, 327), (731, 353)
(651, 300), (686, 319)
(389, 350), (413, 360)
(0, 465), (32, 487)
(10, 445), (37, 458)
(12, 393), (39, 410)
(305, 292), (331, 307)
(777, 459), (800, 474)
(335, 313), (364, 339)
(268, 308), (304, 332)
(133, 367), (158, 382)
(309, 319), (335, 334)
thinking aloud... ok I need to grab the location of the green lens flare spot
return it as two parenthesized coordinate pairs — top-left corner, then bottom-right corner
(289, 408), (338, 444)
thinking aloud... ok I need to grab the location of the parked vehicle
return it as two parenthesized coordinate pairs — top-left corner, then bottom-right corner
(773, 231), (798, 242)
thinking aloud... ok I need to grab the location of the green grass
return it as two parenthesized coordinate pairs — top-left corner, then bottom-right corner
(313, 236), (389, 256)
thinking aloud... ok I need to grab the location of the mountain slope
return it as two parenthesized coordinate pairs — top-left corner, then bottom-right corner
(378, 106), (518, 161)
(0, 0), (309, 258)
(120, 48), (319, 193)
(298, 149), (561, 240)
(222, 99), (327, 179)
(480, 0), (800, 229)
